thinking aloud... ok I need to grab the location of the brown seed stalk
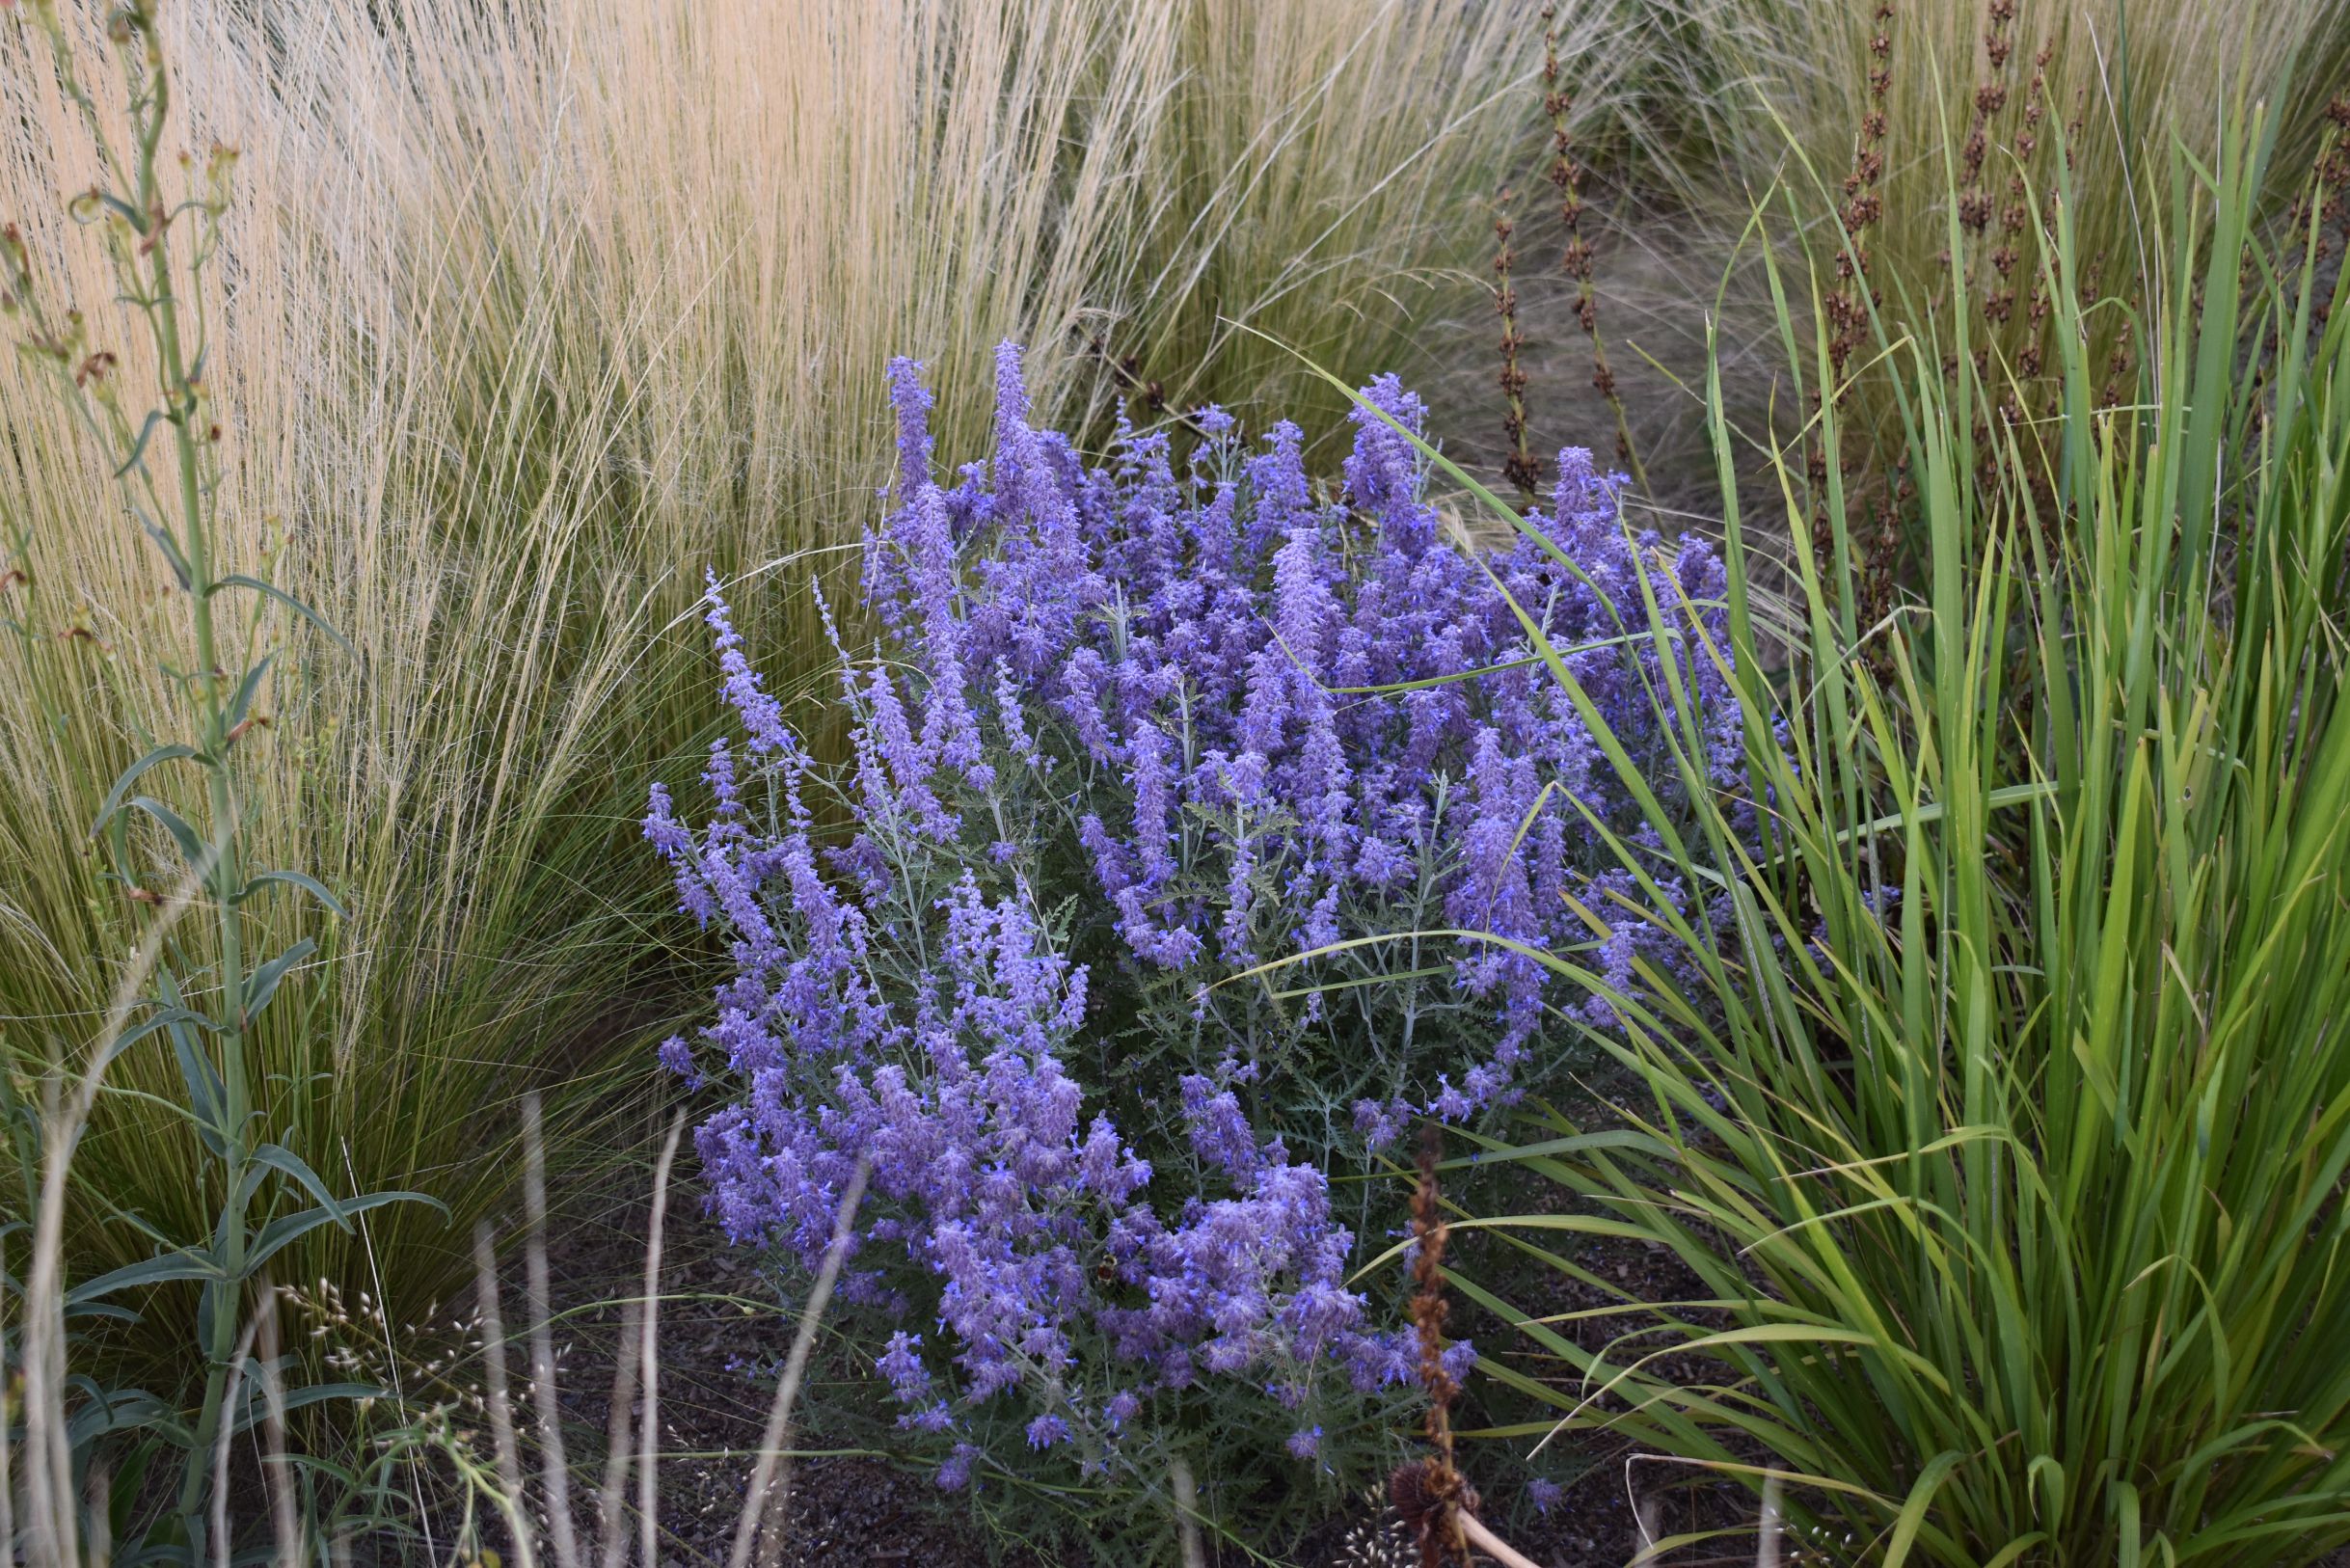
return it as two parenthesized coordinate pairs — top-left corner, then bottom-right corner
(1826, 3), (1894, 390)
(1495, 201), (1540, 500)
(1542, 4), (1646, 494)
(1390, 1124), (1474, 1568)
(1816, 3), (1896, 598)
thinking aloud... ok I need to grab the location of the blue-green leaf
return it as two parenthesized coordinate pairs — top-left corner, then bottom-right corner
(88, 191), (149, 231)
(92, 746), (199, 837)
(67, 1301), (143, 1325)
(229, 1375), (386, 1435)
(65, 1386), (181, 1448)
(208, 575), (356, 659)
(241, 937), (317, 1025)
(225, 653), (275, 733)
(120, 1537), (194, 1568)
(126, 795), (214, 876)
(99, 1004), (212, 1068)
(115, 408), (166, 478)
(132, 506), (193, 590)
(250, 1142), (342, 1219)
(244, 1189), (444, 1276)
(235, 869), (346, 919)
(167, 1012), (229, 1156)
(65, 1249), (220, 1308)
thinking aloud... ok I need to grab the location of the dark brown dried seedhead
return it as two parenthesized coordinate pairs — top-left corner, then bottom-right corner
(1494, 198), (1539, 498)
(1389, 1125), (1473, 1566)
(1532, 2), (1645, 489)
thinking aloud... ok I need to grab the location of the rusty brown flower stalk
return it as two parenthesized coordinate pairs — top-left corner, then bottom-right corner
(1495, 198), (1540, 500)
(1391, 1126), (1473, 1568)
(1542, 3), (1646, 497)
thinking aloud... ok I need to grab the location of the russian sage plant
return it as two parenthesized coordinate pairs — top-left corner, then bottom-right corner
(646, 345), (1740, 1522)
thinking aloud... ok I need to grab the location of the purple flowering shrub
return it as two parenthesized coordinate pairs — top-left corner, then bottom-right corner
(645, 345), (1740, 1519)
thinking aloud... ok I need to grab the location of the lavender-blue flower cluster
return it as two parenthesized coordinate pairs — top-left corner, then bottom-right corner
(647, 344), (1738, 1497)
(858, 345), (1736, 1135)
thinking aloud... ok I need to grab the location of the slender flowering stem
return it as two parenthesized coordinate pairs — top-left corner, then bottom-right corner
(1494, 197), (1539, 500)
(1542, 4), (1645, 498)
(3, 10), (418, 1555)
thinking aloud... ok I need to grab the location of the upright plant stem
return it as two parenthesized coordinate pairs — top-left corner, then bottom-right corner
(1496, 198), (1540, 500)
(132, 69), (257, 1560)
(3, 10), (283, 1555)
(1170, 1454), (1206, 1568)
(1542, 2), (1646, 498)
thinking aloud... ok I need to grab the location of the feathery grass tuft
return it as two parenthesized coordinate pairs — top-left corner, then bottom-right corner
(1, 0), (1569, 1380)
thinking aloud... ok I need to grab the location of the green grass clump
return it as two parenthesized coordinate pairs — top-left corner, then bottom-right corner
(1432, 108), (2350, 1566)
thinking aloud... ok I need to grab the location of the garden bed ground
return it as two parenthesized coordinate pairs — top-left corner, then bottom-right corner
(518, 1142), (1753, 1568)
(516, 1095), (2350, 1568)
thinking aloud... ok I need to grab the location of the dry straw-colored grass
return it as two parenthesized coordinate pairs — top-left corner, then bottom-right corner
(1, 0), (1560, 1372)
